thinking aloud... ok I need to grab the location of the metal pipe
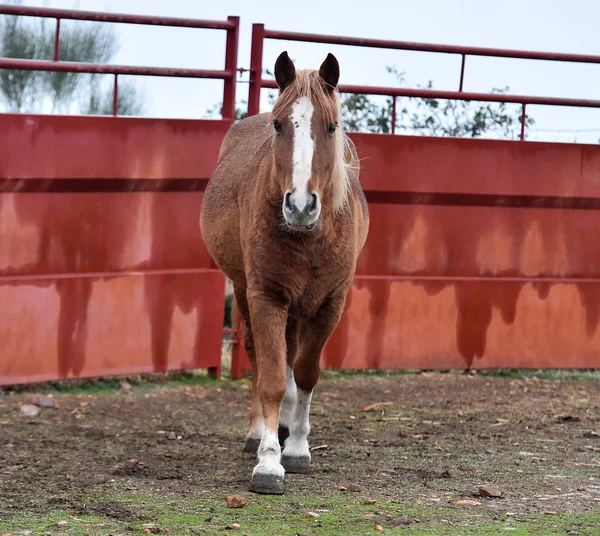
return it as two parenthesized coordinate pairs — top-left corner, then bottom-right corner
(459, 54), (466, 91)
(112, 74), (118, 116)
(248, 24), (265, 117)
(261, 78), (600, 109)
(53, 18), (61, 62)
(391, 96), (396, 134)
(520, 103), (527, 140)
(263, 28), (600, 65)
(0, 4), (236, 30)
(222, 16), (240, 122)
(0, 58), (234, 80)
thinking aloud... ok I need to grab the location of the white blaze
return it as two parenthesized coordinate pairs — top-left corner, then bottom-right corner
(290, 96), (315, 212)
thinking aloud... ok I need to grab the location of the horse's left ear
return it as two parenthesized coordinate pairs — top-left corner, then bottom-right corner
(319, 53), (340, 91)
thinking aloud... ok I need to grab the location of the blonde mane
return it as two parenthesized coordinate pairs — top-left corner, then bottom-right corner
(270, 70), (354, 214)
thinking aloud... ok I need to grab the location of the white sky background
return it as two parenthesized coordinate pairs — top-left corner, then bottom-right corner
(8, 0), (600, 143)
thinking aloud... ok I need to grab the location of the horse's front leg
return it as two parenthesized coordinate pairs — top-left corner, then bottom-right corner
(282, 293), (346, 474)
(247, 291), (288, 494)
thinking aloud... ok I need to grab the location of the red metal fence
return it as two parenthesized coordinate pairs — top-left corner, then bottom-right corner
(231, 24), (600, 378)
(0, 5), (238, 384)
(3, 8), (600, 385)
(247, 24), (600, 139)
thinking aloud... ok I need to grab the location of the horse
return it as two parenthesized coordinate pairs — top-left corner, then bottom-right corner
(200, 51), (369, 494)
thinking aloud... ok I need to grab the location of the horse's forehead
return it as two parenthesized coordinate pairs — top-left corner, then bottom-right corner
(290, 96), (315, 121)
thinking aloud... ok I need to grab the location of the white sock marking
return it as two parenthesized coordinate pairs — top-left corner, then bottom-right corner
(282, 389), (312, 459)
(279, 365), (297, 428)
(290, 96), (314, 212)
(253, 428), (284, 479)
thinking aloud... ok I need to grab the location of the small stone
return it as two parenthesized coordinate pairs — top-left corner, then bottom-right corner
(231, 523), (241, 530)
(364, 499), (377, 505)
(56, 520), (68, 526)
(35, 396), (55, 408)
(347, 483), (362, 492)
(166, 431), (177, 440)
(306, 511), (320, 518)
(226, 495), (247, 508)
(583, 431), (600, 438)
(479, 485), (502, 498)
(20, 404), (39, 417)
(374, 525), (383, 532)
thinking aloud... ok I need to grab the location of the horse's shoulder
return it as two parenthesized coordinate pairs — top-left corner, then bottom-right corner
(218, 113), (271, 161)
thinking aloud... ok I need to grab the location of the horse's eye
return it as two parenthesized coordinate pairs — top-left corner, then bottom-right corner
(327, 123), (337, 136)
(273, 120), (283, 133)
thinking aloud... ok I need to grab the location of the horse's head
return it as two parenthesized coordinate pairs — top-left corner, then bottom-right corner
(270, 51), (350, 232)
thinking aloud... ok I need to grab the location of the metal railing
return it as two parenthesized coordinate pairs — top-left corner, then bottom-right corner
(0, 4), (239, 119)
(247, 25), (600, 140)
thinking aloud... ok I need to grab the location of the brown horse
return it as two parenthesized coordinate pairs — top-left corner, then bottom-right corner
(201, 51), (369, 494)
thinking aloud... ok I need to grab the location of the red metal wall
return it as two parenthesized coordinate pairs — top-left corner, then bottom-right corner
(231, 133), (600, 377)
(0, 115), (228, 385)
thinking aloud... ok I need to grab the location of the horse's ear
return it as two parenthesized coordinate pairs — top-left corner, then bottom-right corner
(319, 53), (340, 91)
(275, 51), (296, 91)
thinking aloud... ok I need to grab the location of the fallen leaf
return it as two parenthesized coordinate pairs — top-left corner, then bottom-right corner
(20, 404), (39, 417)
(545, 511), (557, 515)
(226, 495), (247, 508)
(349, 415), (356, 420)
(479, 485), (502, 498)
(364, 499), (377, 505)
(496, 418), (509, 424)
(56, 520), (68, 526)
(120, 381), (132, 394)
(142, 530), (151, 535)
(306, 511), (320, 518)
(374, 525), (383, 532)
(583, 431), (600, 438)
(347, 483), (362, 492)
(361, 402), (393, 412)
(231, 523), (241, 530)
(337, 484), (347, 491)
(455, 499), (481, 506)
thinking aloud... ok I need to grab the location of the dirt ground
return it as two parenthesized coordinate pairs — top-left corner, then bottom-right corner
(1, 372), (600, 534)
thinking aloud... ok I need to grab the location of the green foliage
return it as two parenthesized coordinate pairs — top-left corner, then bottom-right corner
(0, 1), (144, 115)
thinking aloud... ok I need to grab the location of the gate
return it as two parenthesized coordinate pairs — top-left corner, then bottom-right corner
(230, 24), (600, 378)
(0, 6), (238, 384)
(3, 7), (600, 385)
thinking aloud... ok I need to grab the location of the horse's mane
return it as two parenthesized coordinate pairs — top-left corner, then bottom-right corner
(270, 70), (354, 214)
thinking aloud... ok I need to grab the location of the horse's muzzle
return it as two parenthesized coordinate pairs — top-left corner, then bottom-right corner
(283, 189), (320, 231)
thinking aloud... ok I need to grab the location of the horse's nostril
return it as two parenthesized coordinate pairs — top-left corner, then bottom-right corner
(284, 191), (294, 213)
(308, 193), (319, 215)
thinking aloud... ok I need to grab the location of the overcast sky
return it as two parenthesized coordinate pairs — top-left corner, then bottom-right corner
(10, 0), (600, 142)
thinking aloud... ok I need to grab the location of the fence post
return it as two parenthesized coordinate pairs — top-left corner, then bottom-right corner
(248, 24), (265, 117)
(222, 16), (239, 122)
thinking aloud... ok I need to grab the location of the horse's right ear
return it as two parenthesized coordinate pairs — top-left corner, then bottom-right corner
(274, 51), (296, 92)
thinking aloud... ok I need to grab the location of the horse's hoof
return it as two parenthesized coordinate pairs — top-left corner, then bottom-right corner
(243, 438), (260, 454)
(249, 472), (284, 495)
(281, 454), (311, 474)
(278, 425), (289, 446)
